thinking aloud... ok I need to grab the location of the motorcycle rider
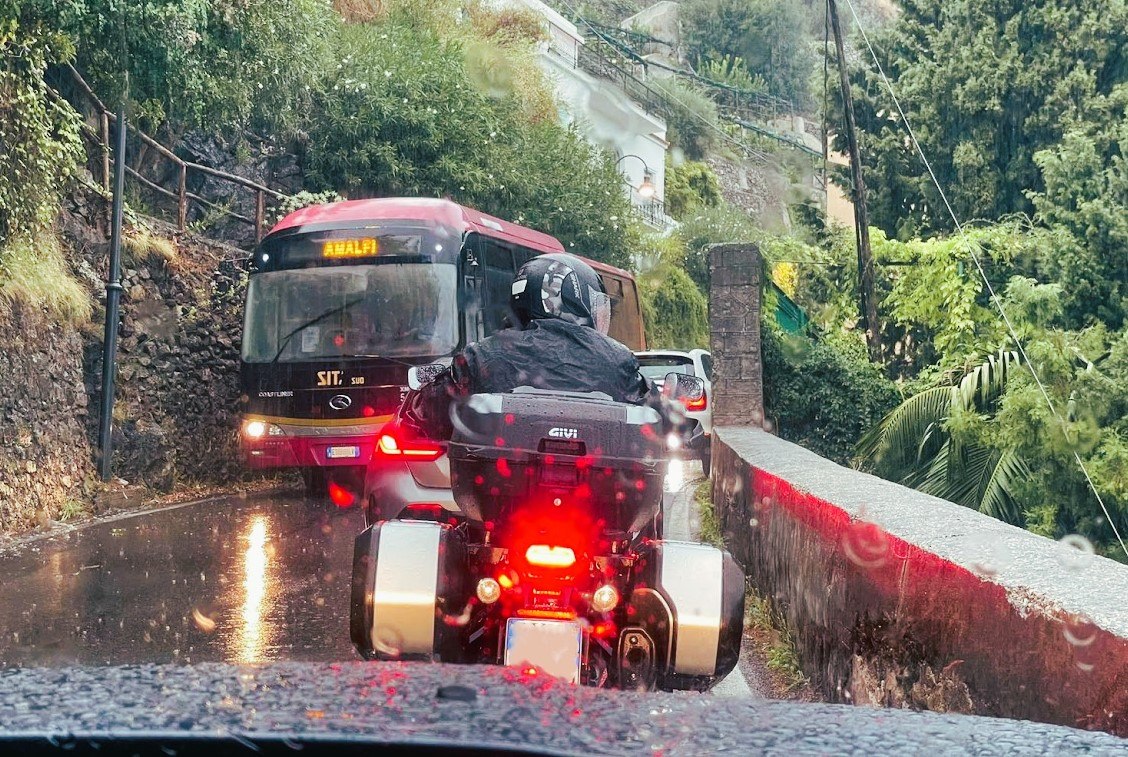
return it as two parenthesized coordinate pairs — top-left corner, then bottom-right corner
(405, 253), (660, 440)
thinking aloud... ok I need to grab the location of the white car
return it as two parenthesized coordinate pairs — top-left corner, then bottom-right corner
(634, 349), (714, 475)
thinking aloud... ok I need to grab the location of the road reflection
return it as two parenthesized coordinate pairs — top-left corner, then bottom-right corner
(236, 515), (272, 662)
(665, 457), (685, 493)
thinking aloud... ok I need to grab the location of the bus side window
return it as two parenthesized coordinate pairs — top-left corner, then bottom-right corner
(482, 240), (515, 335)
(513, 247), (536, 270)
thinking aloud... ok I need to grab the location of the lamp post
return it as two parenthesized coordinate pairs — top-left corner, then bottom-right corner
(613, 154), (656, 200)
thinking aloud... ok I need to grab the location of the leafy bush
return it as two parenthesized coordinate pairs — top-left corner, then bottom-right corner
(665, 158), (722, 219)
(696, 54), (766, 93)
(681, 0), (815, 106)
(762, 322), (900, 464)
(0, 10), (82, 241)
(639, 263), (709, 349)
(304, 17), (634, 267)
(676, 203), (762, 290)
(271, 190), (345, 224)
(44, 0), (336, 134)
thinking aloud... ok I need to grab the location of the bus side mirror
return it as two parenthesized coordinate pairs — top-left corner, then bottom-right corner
(662, 372), (704, 402)
(408, 364), (446, 391)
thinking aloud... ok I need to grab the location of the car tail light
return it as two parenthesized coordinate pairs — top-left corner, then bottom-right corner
(374, 425), (444, 462)
(683, 393), (707, 411)
(524, 544), (576, 569)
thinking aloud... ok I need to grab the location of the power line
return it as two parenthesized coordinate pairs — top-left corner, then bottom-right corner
(839, 0), (1127, 560)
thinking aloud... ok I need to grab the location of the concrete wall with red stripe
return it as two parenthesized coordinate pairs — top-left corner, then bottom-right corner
(712, 426), (1128, 737)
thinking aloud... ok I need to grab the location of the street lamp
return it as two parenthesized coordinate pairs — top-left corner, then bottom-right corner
(614, 154), (656, 200)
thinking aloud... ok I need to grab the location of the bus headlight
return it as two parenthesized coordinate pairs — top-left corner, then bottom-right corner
(243, 420), (283, 440)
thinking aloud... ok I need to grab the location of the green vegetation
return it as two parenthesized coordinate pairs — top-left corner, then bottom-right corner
(744, 589), (810, 693)
(843, 0), (1128, 243)
(694, 479), (722, 547)
(664, 158), (722, 219)
(763, 323), (899, 465)
(680, 0), (816, 107)
(0, 231), (91, 325)
(815, 0), (1128, 558)
(5, 0), (637, 268)
(122, 224), (179, 268)
(301, 8), (634, 266)
(649, 78), (720, 160)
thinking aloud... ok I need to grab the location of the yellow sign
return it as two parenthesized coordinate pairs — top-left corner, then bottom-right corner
(322, 238), (378, 259)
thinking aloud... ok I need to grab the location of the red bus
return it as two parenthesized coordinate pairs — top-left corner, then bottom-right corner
(238, 197), (644, 491)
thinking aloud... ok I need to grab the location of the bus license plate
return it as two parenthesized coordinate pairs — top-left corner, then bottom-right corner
(504, 618), (582, 683)
(325, 445), (360, 459)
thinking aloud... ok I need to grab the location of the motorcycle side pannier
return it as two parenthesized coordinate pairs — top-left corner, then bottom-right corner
(626, 540), (745, 691)
(350, 520), (468, 662)
(446, 390), (668, 534)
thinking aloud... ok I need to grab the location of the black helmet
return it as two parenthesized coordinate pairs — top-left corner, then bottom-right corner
(510, 253), (611, 334)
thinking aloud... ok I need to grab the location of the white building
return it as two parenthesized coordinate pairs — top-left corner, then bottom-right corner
(508, 1), (674, 231)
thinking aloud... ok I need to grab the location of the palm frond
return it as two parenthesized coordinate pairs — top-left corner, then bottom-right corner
(855, 386), (952, 472)
(856, 350), (1029, 520)
(958, 350), (1021, 411)
(976, 448), (1031, 524)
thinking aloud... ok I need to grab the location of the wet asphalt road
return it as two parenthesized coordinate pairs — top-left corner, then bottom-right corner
(0, 491), (364, 666)
(0, 459), (758, 694)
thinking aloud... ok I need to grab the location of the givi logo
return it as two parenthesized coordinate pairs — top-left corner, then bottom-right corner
(548, 427), (579, 439)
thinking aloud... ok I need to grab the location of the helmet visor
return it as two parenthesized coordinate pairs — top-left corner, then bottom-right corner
(589, 288), (611, 335)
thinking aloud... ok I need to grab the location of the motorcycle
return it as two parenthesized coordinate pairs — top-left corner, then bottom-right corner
(350, 367), (744, 690)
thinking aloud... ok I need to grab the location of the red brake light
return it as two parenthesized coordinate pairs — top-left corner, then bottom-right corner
(375, 426), (444, 462)
(328, 481), (355, 508)
(525, 544), (577, 568)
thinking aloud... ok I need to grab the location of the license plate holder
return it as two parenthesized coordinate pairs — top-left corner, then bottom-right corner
(325, 445), (361, 459)
(504, 618), (582, 683)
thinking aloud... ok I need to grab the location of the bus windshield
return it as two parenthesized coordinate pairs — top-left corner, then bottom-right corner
(242, 263), (458, 362)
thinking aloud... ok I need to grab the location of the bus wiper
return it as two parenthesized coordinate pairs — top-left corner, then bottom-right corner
(270, 297), (363, 363)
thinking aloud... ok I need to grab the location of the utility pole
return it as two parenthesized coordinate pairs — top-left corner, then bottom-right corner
(99, 9), (129, 481)
(98, 102), (126, 482)
(828, 0), (880, 362)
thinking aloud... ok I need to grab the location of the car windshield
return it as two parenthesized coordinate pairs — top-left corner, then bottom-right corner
(637, 356), (695, 382)
(8, 0), (1128, 752)
(241, 263), (458, 361)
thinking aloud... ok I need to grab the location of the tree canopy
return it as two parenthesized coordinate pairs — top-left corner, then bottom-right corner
(841, 0), (1128, 240)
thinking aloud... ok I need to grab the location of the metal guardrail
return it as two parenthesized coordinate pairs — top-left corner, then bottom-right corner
(54, 65), (288, 242)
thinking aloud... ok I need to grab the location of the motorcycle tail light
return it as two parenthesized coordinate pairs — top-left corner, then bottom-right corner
(524, 544), (576, 569)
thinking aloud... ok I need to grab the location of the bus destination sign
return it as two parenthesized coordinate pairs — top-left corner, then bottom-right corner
(322, 238), (379, 259)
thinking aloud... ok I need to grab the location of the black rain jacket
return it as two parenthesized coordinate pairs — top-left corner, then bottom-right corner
(407, 319), (654, 440)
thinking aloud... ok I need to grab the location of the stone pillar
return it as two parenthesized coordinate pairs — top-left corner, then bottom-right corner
(708, 243), (763, 426)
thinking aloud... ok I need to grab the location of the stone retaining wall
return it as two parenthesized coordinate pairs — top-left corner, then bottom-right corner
(0, 305), (92, 531)
(712, 426), (1128, 737)
(0, 191), (252, 531)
